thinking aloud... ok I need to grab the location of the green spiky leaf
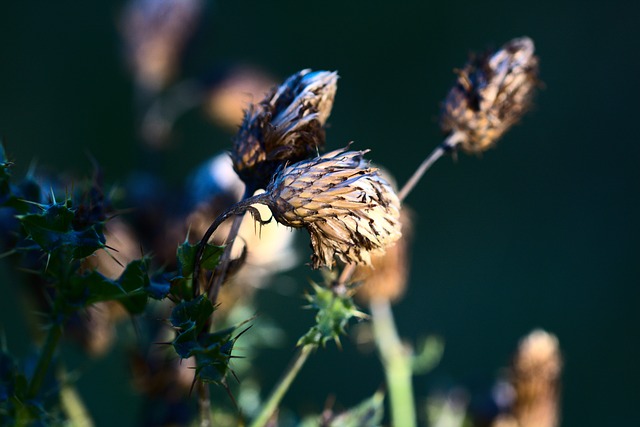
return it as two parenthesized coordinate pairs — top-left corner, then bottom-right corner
(297, 283), (366, 347)
(170, 294), (214, 330)
(17, 201), (105, 259)
(176, 240), (224, 277)
(67, 259), (151, 314)
(170, 295), (215, 358)
(192, 326), (239, 384)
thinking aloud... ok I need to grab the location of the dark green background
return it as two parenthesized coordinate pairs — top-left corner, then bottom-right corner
(1, 1), (638, 426)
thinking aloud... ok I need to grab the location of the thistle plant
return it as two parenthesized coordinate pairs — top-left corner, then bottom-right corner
(0, 28), (560, 427)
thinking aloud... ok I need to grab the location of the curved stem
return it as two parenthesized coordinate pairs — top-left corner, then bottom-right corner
(192, 193), (269, 298)
(370, 298), (415, 427)
(207, 188), (253, 307)
(397, 131), (464, 202)
(27, 322), (63, 398)
(250, 344), (314, 427)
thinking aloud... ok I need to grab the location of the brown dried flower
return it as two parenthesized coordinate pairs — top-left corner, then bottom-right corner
(232, 69), (338, 191)
(493, 329), (562, 427)
(121, 0), (204, 91)
(441, 37), (539, 153)
(354, 208), (411, 304)
(263, 148), (402, 269)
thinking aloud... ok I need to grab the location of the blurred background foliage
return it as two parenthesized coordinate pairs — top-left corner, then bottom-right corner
(0, 0), (638, 426)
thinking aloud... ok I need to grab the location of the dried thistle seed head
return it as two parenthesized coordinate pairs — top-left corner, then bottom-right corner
(510, 329), (562, 427)
(204, 68), (275, 130)
(232, 69), (339, 191)
(264, 148), (401, 269)
(354, 208), (411, 304)
(121, 0), (204, 91)
(441, 37), (539, 153)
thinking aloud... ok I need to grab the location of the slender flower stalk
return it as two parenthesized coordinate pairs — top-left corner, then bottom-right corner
(397, 131), (465, 201)
(249, 344), (314, 427)
(27, 322), (63, 398)
(370, 298), (416, 427)
(198, 381), (212, 427)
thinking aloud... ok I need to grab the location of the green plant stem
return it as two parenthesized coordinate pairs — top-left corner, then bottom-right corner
(198, 381), (212, 427)
(27, 322), (63, 398)
(60, 380), (94, 427)
(250, 344), (315, 427)
(370, 298), (415, 427)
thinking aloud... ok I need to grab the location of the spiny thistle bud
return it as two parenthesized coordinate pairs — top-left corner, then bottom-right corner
(441, 37), (539, 153)
(264, 148), (401, 269)
(232, 69), (338, 191)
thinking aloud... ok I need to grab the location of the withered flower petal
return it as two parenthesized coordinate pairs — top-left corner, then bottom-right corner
(264, 148), (401, 269)
(232, 69), (338, 191)
(441, 37), (539, 153)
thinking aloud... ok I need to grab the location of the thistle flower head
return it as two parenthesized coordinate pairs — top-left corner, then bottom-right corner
(121, 0), (204, 91)
(232, 69), (338, 191)
(509, 329), (562, 427)
(264, 148), (401, 269)
(441, 37), (539, 153)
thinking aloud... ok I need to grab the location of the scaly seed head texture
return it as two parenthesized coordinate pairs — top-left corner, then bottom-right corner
(441, 37), (539, 153)
(265, 148), (401, 269)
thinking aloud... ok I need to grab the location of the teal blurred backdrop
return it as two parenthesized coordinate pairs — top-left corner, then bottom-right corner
(1, 1), (638, 426)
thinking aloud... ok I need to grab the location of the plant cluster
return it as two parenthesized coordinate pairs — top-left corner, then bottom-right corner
(0, 3), (559, 425)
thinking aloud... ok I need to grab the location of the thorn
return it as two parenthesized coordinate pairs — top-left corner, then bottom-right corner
(234, 324), (254, 341)
(222, 381), (239, 410)
(230, 368), (240, 384)
(102, 247), (125, 269)
(103, 244), (120, 253)
(189, 374), (198, 397)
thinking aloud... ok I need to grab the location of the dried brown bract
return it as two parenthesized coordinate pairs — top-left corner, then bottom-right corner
(264, 148), (401, 269)
(232, 69), (338, 191)
(441, 37), (539, 153)
(354, 209), (412, 304)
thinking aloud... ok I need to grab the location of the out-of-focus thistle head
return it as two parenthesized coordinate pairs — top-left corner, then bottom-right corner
(511, 329), (562, 427)
(493, 329), (562, 427)
(263, 147), (401, 269)
(441, 37), (539, 153)
(354, 208), (411, 304)
(232, 69), (339, 191)
(121, 0), (204, 91)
